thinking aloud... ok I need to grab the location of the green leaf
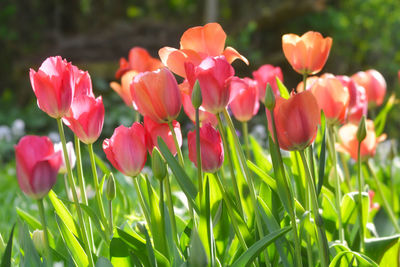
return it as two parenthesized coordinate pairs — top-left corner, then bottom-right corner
(275, 77), (290, 99)
(249, 136), (272, 172)
(188, 228), (208, 267)
(80, 204), (110, 244)
(364, 235), (400, 263)
(1, 224), (15, 267)
(16, 208), (41, 230)
(317, 121), (327, 197)
(109, 237), (133, 267)
(55, 214), (88, 267)
(329, 251), (378, 266)
(231, 226), (291, 267)
(379, 240), (400, 266)
(18, 221), (42, 266)
(95, 257), (113, 267)
(94, 151), (111, 175)
(137, 224), (157, 267)
(247, 160), (277, 191)
(374, 94), (396, 135)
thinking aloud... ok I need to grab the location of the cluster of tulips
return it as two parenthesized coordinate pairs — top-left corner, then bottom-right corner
(11, 22), (396, 266)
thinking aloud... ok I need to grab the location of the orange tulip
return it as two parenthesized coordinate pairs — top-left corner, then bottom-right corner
(296, 76), (319, 92)
(110, 70), (137, 108)
(351, 69), (386, 107)
(282, 31), (332, 75)
(159, 23), (248, 77)
(310, 74), (349, 124)
(266, 91), (320, 151)
(337, 120), (386, 160)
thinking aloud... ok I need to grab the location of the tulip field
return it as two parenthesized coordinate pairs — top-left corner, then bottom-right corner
(2, 22), (400, 267)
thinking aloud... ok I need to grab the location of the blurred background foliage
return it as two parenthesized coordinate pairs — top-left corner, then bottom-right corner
(1, 0), (400, 164)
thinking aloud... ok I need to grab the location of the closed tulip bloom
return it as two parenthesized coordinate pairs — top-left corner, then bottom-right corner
(15, 136), (62, 199)
(103, 123), (147, 177)
(351, 69), (386, 106)
(337, 120), (386, 160)
(282, 31), (332, 75)
(73, 67), (94, 98)
(63, 95), (105, 144)
(310, 74), (349, 124)
(188, 123), (224, 173)
(296, 76), (319, 92)
(29, 56), (75, 118)
(131, 67), (182, 123)
(185, 56), (234, 114)
(252, 64), (283, 102)
(54, 141), (76, 174)
(159, 23), (248, 77)
(229, 77), (260, 122)
(110, 70), (137, 108)
(144, 116), (182, 156)
(266, 91), (320, 151)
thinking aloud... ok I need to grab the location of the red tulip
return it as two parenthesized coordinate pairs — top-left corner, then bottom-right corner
(252, 64), (283, 102)
(131, 67), (182, 123)
(63, 95), (105, 144)
(144, 116), (182, 156)
(229, 77), (260, 122)
(188, 123), (224, 173)
(103, 123), (147, 177)
(266, 91), (320, 151)
(159, 23), (248, 77)
(15, 136), (62, 199)
(310, 74), (349, 124)
(282, 31), (332, 75)
(351, 69), (386, 106)
(115, 47), (163, 79)
(29, 56), (75, 118)
(337, 120), (386, 161)
(110, 70), (137, 108)
(185, 56), (234, 114)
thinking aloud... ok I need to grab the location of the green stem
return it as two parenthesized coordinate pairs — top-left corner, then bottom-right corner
(63, 174), (69, 201)
(195, 108), (203, 199)
(37, 198), (51, 264)
(56, 118), (94, 267)
(168, 121), (184, 167)
(133, 177), (152, 228)
(299, 150), (330, 267)
(303, 73), (307, 92)
(327, 126), (344, 243)
(340, 152), (353, 191)
(242, 122), (250, 159)
(109, 200), (113, 235)
(159, 179), (166, 252)
(357, 142), (365, 252)
(88, 143), (109, 235)
(134, 110), (140, 122)
(164, 174), (179, 246)
(366, 161), (400, 233)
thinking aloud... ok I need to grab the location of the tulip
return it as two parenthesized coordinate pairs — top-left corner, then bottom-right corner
(144, 116), (182, 156)
(266, 91), (320, 151)
(63, 95), (105, 144)
(110, 70), (137, 108)
(310, 74), (349, 124)
(159, 23), (248, 77)
(351, 69), (386, 106)
(296, 76), (319, 92)
(54, 141), (76, 174)
(15, 135), (62, 199)
(185, 56), (234, 114)
(188, 123), (224, 173)
(337, 119), (386, 161)
(131, 67), (182, 123)
(252, 64), (283, 102)
(229, 77), (260, 122)
(368, 190), (380, 211)
(103, 123), (147, 177)
(115, 47), (163, 79)
(282, 31), (332, 75)
(29, 56), (75, 118)
(73, 67), (94, 98)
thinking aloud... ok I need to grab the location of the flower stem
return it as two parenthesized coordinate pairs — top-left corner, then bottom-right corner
(56, 118), (94, 267)
(159, 179), (166, 252)
(37, 198), (51, 264)
(108, 200), (113, 235)
(167, 121), (184, 167)
(242, 122), (250, 159)
(164, 174), (179, 246)
(195, 108), (203, 199)
(133, 177), (152, 228)
(357, 142), (365, 252)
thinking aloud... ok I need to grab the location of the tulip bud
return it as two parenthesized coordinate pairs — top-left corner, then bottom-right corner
(152, 147), (167, 180)
(106, 173), (116, 201)
(357, 116), (367, 142)
(32, 230), (46, 255)
(265, 84), (276, 110)
(191, 80), (202, 109)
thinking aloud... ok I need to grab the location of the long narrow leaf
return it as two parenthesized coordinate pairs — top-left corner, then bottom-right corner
(0, 224), (15, 267)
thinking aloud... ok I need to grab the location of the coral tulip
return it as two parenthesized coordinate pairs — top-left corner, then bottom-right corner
(337, 120), (386, 161)
(15, 135), (62, 199)
(229, 77), (260, 122)
(144, 116), (182, 156)
(131, 67), (182, 123)
(282, 31), (332, 75)
(103, 123), (147, 177)
(185, 56), (234, 114)
(266, 91), (320, 151)
(110, 70), (137, 108)
(296, 76), (319, 92)
(188, 123), (224, 173)
(310, 74), (349, 124)
(351, 69), (386, 106)
(54, 141), (76, 174)
(29, 56), (75, 118)
(159, 23), (248, 77)
(252, 64), (283, 102)
(63, 95), (105, 144)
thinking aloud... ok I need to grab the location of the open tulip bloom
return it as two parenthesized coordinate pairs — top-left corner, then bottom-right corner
(10, 24), (399, 267)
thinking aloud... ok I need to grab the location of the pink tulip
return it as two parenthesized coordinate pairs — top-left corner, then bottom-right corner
(131, 67), (182, 123)
(29, 56), (75, 118)
(351, 69), (386, 106)
(63, 95), (105, 144)
(229, 77), (260, 122)
(144, 116), (182, 156)
(73, 66), (94, 98)
(54, 141), (76, 174)
(15, 136), (62, 199)
(252, 64), (283, 102)
(188, 123), (224, 173)
(103, 123), (147, 177)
